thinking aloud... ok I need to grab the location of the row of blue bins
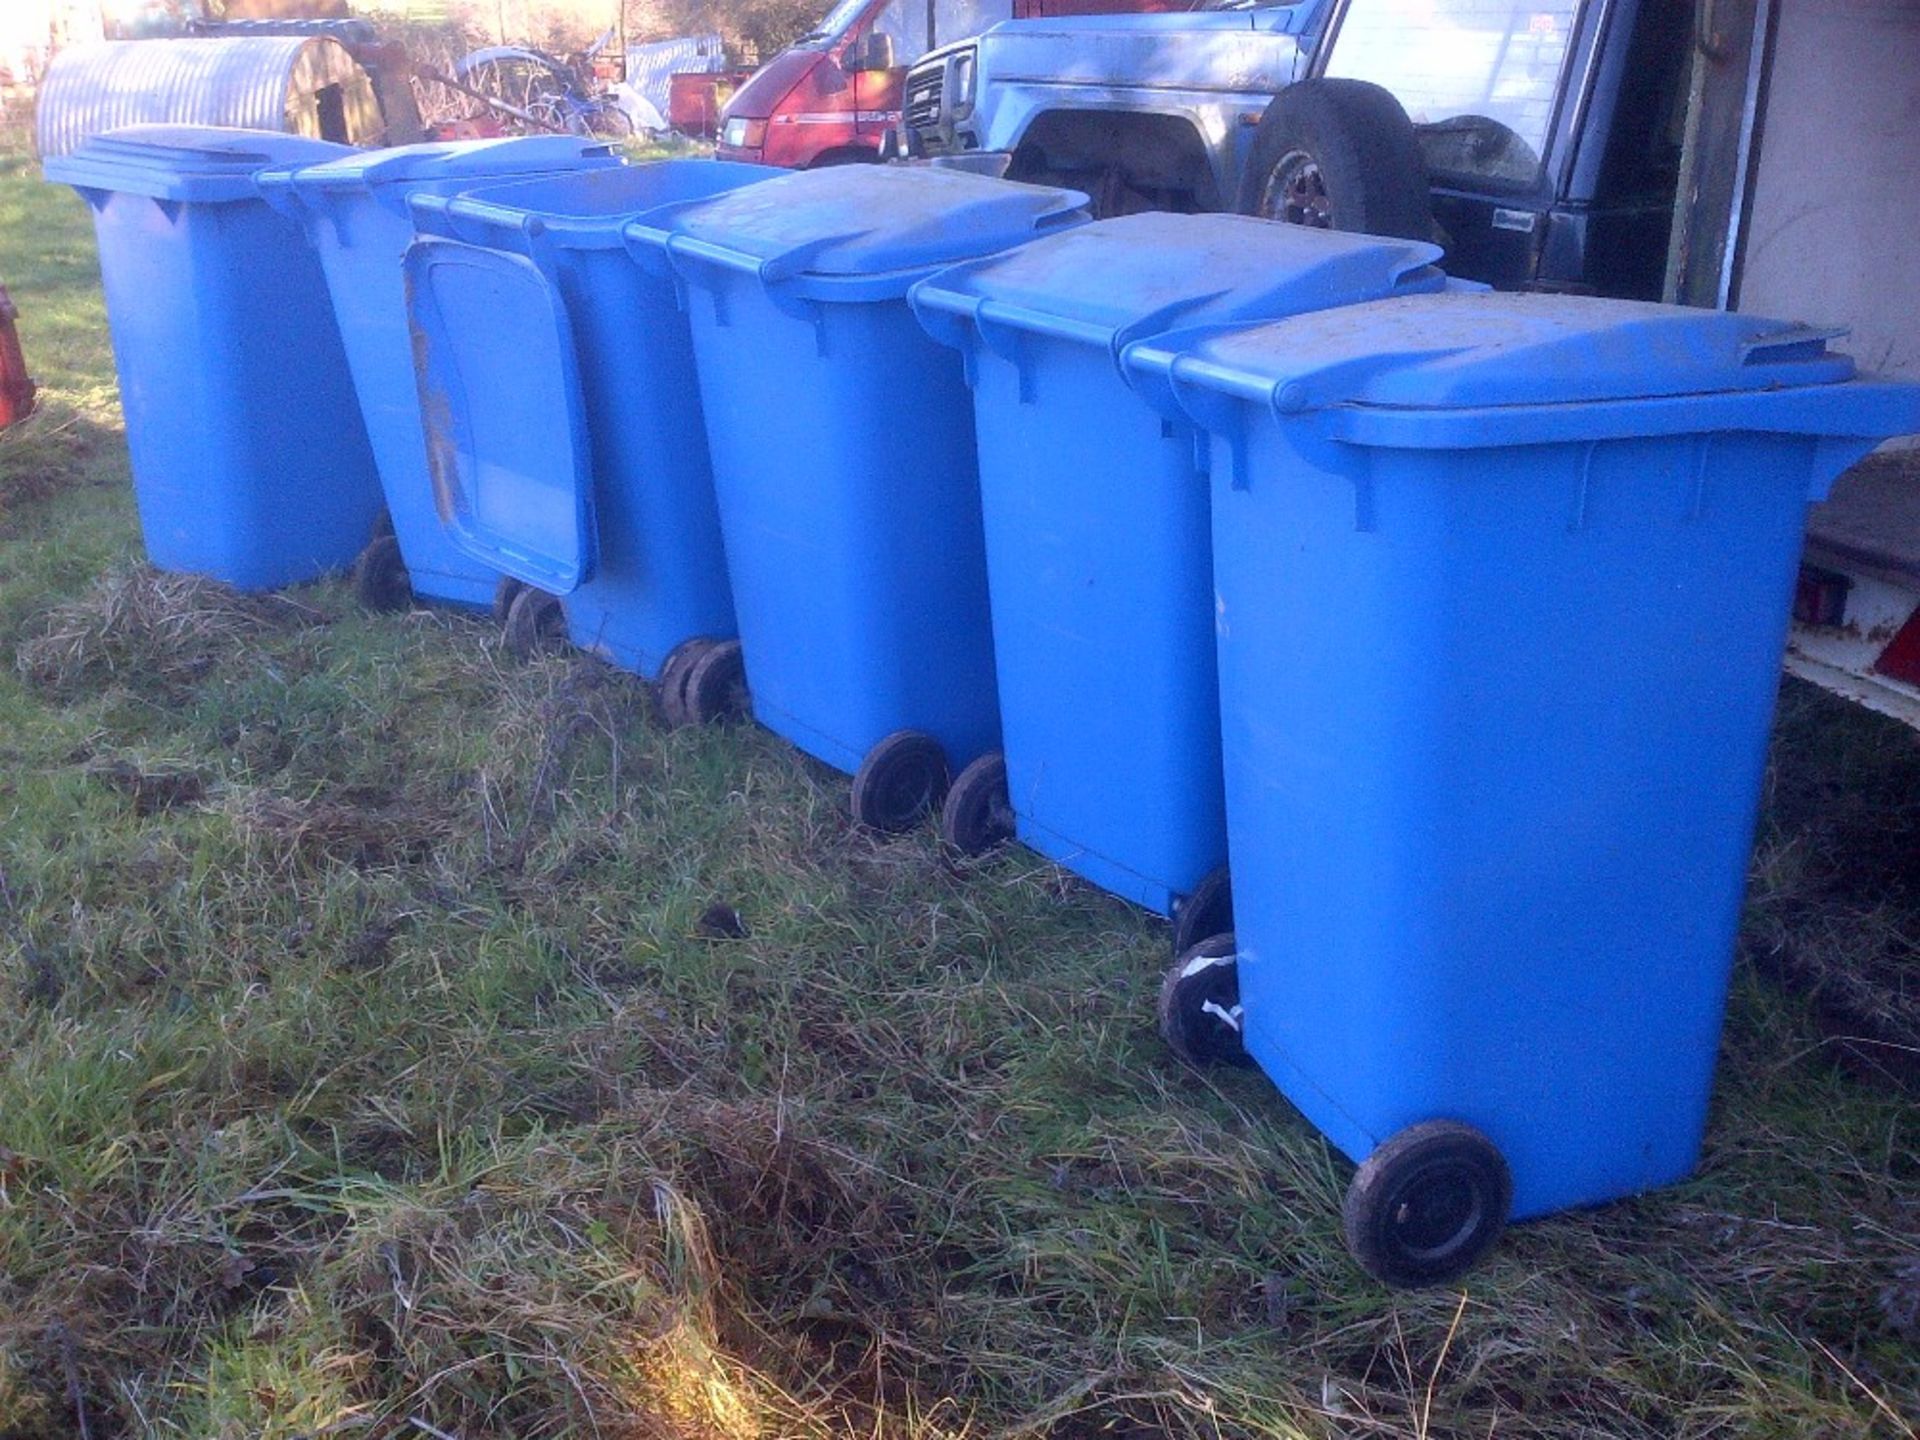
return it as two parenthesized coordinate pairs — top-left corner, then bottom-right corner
(47, 129), (1920, 1287)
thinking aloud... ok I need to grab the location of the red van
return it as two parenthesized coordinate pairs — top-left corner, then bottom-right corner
(713, 0), (1166, 169)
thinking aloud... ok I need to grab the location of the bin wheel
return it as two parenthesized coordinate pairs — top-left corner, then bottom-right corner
(940, 751), (1014, 855)
(492, 576), (527, 626)
(655, 636), (712, 728)
(352, 535), (412, 613)
(1343, 1120), (1512, 1289)
(503, 587), (568, 662)
(852, 730), (949, 833)
(1169, 864), (1234, 958)
(683, 639), (749, 725)
(1158, 933), (1253, 1068)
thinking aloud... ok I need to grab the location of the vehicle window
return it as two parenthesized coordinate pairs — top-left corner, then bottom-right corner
(866, 0), (934, 60)
(1323, 0), (1582, 186)
(932, 0), (1015, 47)
(806, 0), (876, 45)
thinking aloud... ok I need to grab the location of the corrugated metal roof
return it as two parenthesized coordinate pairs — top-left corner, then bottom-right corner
(34, 35), (374, 159)
(623, 34), (727, 116)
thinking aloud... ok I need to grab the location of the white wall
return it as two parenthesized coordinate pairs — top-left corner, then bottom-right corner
(1736, 0), (1920, 380)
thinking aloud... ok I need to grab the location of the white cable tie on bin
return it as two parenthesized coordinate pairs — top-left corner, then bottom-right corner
(1201, 1001), (1243, 1034)
(1179, 949), (1236, 980)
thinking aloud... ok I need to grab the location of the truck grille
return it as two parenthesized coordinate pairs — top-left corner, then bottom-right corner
(904, 59), (944, 137)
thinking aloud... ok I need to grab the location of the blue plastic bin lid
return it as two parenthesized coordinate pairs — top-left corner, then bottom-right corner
(43, 125), (353, 203)
(405, 238), (595, 593)
(409, 159), (780, 254)
(629, 164), (1087, 295)
(911, 212), (1444, 352)
(1148, 291), (1920, 450)
(279, 136), (622, 196)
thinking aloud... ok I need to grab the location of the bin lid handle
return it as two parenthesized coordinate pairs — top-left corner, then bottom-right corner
(1108, 291), (1232, 382)
(1739, 324), (1848, 369)
(652, 228), (876, 287)
(754, 231), (880, 285)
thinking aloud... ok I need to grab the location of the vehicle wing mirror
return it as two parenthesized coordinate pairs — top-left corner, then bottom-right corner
(856, 31), (897, 72)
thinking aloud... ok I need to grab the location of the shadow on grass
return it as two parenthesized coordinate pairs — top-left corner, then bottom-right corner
(1747, 679), (1920, 1092)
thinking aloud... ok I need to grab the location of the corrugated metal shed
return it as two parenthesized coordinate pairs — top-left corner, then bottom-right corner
(623, 33), (727, 118)
(34, 35), (381, 159)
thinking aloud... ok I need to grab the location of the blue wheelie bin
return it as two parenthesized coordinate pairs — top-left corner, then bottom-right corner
(910, 214), (1446, 941)
(403, 160), (779, 696)
(258, 139), (621, 613)
(44, 127), (382, 591)
(1136, 292), (1920, 1287)
(625, 166), (1088, 829)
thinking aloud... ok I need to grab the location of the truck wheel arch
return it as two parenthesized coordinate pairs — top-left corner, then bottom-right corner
(1234, 78), (1434, 241)
(1005, 107), (1219, 215)
(807, 145), (881, 167)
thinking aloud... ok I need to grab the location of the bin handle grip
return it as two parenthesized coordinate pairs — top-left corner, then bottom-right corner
(407, 189), (494, 246)
(1158, 354), (1256, 489)
(649, 233), (837, 349)
(658, 233), (760, 288)
(1119, 323), (1255, 431)
(254, 168), (307, 223)
(906, 282), (981, 386)
(1107, 291), (1232, 384)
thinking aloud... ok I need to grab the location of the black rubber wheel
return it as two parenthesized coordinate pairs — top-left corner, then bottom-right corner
(352, 534), (412, 613)
(492, 575), (527, 626)
(503, 587), (567, 662)
(939, 751), (1014, 855)
(1169, 863), (1233, 957)
(851, 730), (949, 833)
(1343, 1120), (1512, 1288)
(1157, 933), (1253, 1068)
(1235, 78), (1434, 241)
(682, 638), (748, 725)
(655, 636), (712, 728)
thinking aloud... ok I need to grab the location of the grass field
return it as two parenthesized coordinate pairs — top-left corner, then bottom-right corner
(1, 133), (1917, 1440)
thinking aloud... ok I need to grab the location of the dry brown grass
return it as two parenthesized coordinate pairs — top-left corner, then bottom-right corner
(15, 566), (328, 701)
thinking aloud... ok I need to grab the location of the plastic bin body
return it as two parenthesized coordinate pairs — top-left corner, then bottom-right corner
(626, 166), (1087, 777)
(261, 139), (620, 609)
(44, 127), (382, 590)
(404, 161), (779, 677)
(1143, 292), (1920, 1220)
(911, 216), (1445, 915)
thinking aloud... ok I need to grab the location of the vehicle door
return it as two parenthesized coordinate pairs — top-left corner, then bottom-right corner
(852, 0), (1013, 143)
(1308, 0), (1603, 289)
(848, 0), (923, 145)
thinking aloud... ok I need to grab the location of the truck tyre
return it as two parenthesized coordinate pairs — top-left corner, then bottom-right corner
(1235, 79), (1433, 241)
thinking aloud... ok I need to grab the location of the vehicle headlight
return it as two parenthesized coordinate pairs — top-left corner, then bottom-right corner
(721, 116), (766, 148)
(952, 51), (976, 109)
